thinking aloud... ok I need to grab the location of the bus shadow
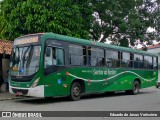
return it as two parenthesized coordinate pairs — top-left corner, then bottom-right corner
(16, 96), (70, 104)
(16, 89), (158, 104)
(82, 89), (158, 100)
(139, 90), (159, 94)
(16, 92), (126, 104)
(82, 92), (128, 100)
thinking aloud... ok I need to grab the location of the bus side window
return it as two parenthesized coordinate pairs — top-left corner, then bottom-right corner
(56, 48), (64, 65)
(106, 50), (118, 67)
(69, 44), (87, 66)
(121, 52), (130, 68)
(88, 47), (105, 66)
(144, 56), (152, 69)
(45, 47), (65, 68)
(153, 57), (158, 69)
(134, 54), (143, 68)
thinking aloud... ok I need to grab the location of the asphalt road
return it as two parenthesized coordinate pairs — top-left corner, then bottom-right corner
(0, 87), (160, 120)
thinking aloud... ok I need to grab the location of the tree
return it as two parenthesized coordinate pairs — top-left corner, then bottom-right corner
(90, 0), (159, 47)
(0, 0), (92, 40)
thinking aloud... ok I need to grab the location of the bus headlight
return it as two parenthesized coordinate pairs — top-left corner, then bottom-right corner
(31, 77), (40, 88)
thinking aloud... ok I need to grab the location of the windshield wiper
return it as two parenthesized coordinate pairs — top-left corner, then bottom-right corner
(23, 47), (31, 61)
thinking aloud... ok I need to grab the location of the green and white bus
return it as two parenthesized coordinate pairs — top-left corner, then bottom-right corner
(9, 33), (158, 100)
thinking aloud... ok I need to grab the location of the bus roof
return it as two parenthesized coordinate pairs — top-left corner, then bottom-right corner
(42, 32), (157, 56)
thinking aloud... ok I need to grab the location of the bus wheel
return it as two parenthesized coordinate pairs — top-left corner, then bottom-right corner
(126, 81), (140, 95)
(70, 82), (82, 101)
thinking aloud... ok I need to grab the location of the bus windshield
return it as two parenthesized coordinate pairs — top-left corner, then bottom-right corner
(10, 45), (41, 76)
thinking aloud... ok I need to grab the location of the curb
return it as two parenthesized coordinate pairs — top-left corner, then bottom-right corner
(0, 97), (24, 101)
(0, 92), (26, 101)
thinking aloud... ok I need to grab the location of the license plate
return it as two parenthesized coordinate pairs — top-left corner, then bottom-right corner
(16, 92), (23, 95)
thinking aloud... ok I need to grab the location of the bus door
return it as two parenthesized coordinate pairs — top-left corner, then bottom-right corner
(43, 40), (68, 97)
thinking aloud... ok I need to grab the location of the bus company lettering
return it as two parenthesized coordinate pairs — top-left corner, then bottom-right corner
(107, 70), (117, 75)
(93, 69), (103, 75)
(93, 69), (116, 75)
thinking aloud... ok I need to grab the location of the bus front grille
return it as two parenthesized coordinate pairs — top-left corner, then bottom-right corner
(12, 88), (28, 95)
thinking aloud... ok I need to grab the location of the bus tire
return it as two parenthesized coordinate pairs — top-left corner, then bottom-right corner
(70, 82), (82, 101)
(126, 81), (140, 95)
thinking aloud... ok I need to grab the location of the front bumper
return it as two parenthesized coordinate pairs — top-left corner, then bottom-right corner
(9, 85), (44, 97)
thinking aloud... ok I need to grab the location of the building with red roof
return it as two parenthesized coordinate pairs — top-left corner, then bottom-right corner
(0, 40), (13, 92)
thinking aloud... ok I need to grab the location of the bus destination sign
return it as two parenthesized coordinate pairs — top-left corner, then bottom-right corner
(14, 36), (38, 45)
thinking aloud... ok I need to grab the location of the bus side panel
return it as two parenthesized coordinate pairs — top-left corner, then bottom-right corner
(43, 68), (157, 97)
(140, 70), (157, 88)
(101, 69), (157, 91)
(67, 68), (158, 93)
(43, 71), (69, 97)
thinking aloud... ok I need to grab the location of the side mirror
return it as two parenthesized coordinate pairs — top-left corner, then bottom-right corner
(7, 70), (9, 74)
(46, 47), (51, 57)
